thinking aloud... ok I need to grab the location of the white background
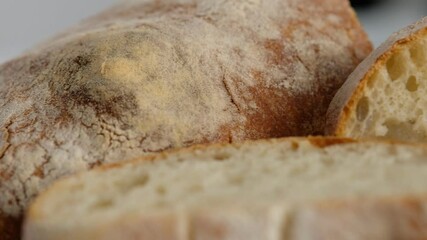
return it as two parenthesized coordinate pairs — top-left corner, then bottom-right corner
(0, 0), (426, 64)
(0, 0), (116, 64)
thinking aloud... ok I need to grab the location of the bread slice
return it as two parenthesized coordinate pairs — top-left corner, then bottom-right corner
(326, 17), (427, 141)
(23, 137), (427, 240)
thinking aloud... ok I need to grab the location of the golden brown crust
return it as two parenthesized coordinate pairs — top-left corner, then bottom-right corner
(86, 136), (426, 176)
(326, 17), (427, 136)
(307, 137), (357, 148)
(98, 136), (360, 169)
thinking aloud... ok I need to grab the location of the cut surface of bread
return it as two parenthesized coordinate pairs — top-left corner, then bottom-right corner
(24, 137), (427, 240)
(0, 0), (371, 238)
(326, 17), (427, 141)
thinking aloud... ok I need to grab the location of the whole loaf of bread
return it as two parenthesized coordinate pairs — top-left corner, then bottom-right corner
(0, 0), (371, 238)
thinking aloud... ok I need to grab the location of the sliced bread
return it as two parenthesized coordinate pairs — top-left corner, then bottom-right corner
(23, 137), (427, 240)
(0, 1), (372, 238)
(326, 17), (427, 141)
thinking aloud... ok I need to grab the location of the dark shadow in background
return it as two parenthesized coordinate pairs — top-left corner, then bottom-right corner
(350, 0), (387, 8)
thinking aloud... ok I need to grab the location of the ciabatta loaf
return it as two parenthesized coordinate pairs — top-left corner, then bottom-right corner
(24, 137), (427, 240)
(326, 17), (427, 141)
(0, 1), (371, 239)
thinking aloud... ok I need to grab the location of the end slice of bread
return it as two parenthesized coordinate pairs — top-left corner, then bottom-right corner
(23, 137), (427, 240)
(326, 17), (427, 141)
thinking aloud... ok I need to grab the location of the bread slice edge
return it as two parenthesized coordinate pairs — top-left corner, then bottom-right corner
(326, 17), (427, 136)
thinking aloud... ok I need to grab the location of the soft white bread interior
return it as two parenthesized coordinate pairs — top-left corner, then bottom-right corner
(326, 17), (427, 141)
(24, 137), (427, 240)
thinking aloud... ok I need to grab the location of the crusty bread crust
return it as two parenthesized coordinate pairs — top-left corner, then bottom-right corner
(59, 136), (427, 173)
(23, 137), (427, 240)
(0, 0), (371, 237)
(326, 17), (427, 136)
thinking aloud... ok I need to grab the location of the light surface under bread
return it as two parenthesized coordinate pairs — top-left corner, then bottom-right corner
(326, 17), (427, 141)
(24, 137), (427, 240)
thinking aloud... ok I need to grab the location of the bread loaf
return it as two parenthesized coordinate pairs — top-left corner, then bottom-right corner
(23, 137), (427, 240)
(326, 17), (427, 141)
(0, 0), (371, 238)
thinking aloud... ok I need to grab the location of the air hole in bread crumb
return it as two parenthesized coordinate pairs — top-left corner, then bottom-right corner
(386, 53), (405, 81)
(410, 42), (426, 67)
(356, 97), (369, 121)
(229, 175), (244, 185)
(406, 75), (419, 92)
(291, 142), (299, 150)
(156, 186), (167, 196)
(385, 85), (392, 95)
(130, 174), (150, 188)
(213, 152), (231, 161)
(92, 199), (114, 210)
(289, 166), (306, 176)
(384, 119), (425, 141)
(322, 157), (334, 166)
(189, 185), (203, 193)
(68, 182), (85, 191)
(262, 167), (273, 174)
(367, 71), (379, 88)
